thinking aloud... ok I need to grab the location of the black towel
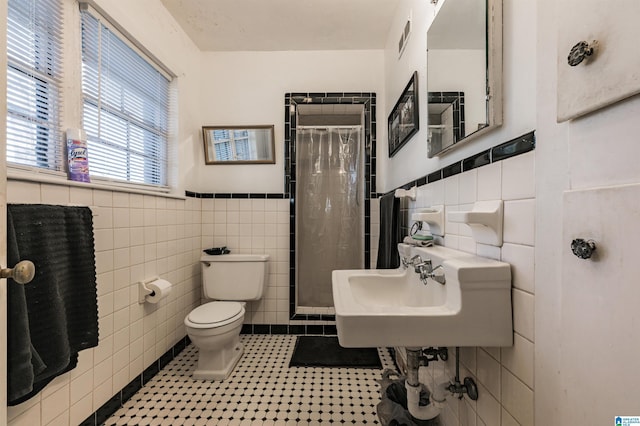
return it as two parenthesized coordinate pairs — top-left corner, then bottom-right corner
(7, 204), (99, 405)
(376, 192), (402, 269)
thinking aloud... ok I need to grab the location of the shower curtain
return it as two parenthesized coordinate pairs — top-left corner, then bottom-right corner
(296, 127), (364, 307)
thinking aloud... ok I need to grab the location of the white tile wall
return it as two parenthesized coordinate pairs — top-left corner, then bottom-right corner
(200, 198), (290, 324)
(7, 181), (202, 426)
(503, 199), (536, 246)
(512, 289), (535, 342)
(459, 169), (478, 205)
(502, 151), (535, 200)
(501, 333), (534, 389)
(477, 162), (502, 201)
(406, 152), (535, 426)
(501, 243), (535, 293)
(501, 367), (534, 426)
(476, 349), (501, 400)
(501, 408), (520, 426)
(476, 383), (500, 426)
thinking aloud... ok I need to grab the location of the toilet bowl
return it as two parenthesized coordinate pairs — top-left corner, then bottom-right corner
(185, 254), (269, 380)
(184, 301), (246, 380)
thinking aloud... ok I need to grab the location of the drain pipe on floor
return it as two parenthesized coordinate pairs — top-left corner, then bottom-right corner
(405, 348), (446, 421)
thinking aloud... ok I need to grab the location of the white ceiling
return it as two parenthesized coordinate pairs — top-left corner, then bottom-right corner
(160, 0), (400, 51)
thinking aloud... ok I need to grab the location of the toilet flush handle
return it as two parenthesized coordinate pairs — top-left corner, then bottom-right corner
(202, 262), (211, 267)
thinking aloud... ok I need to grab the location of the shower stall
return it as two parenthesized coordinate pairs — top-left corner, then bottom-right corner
(295, 118), (365, 310)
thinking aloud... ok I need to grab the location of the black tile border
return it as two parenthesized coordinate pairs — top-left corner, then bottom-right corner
(285, 92), (377, 321)
(80, 335), (191, 426)
(428, 170), (442, 183)
(463, 149), (491, 170)
(376, 130), (535, 199)
(442, 161), (462, 178)
(240, 323), (337, 335)
(185, 192), (286, 199)
(491, 131), (536, 162)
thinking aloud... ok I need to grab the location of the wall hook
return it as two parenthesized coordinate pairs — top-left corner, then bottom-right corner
(394, 186), (417, 201)
(1, 260), (36, 284)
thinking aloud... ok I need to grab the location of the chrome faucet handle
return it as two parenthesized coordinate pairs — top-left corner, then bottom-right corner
(429, 264), (446, 285)
(409, 255), (444, 284)
(415, 263), (446, 285)
(413, 258), (432, 273)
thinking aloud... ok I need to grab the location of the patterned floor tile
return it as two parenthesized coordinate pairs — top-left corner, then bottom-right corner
(105, 334), (397, 425)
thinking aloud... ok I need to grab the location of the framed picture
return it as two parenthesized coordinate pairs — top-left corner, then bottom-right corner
(388, 71), (419, 157)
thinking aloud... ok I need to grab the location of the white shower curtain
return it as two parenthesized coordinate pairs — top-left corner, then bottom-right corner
(296, 126), (364, 307)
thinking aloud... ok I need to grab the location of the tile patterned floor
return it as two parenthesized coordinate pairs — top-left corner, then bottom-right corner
(105, 334), (396, 425)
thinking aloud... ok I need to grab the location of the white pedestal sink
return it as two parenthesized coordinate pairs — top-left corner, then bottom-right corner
(332, 244), (512, 348)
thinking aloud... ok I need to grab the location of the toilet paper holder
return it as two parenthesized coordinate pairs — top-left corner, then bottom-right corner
(139, 279), (156, 304)
(138, 278), (170, 304)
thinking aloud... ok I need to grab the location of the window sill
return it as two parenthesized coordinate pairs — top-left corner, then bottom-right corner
(7, 168), (186, 200)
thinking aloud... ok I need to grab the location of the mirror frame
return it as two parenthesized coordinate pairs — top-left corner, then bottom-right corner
(202, 125), (276, 165)
(427, 0), (503, 157)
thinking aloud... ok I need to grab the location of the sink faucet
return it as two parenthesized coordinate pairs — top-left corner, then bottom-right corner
(409, 255), (424, 266)
(410, 255), (446, 285)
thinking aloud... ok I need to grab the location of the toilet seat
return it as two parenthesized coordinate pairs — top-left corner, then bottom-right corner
(186, 301), (244, 329)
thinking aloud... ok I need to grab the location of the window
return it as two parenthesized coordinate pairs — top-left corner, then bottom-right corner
(6, 0), (64, 171)
(80, 7), (172, 188)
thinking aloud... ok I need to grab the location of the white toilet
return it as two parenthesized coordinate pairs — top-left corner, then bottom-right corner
(184, 253), (269, 380)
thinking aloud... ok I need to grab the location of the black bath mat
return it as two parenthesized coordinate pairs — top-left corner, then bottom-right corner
(289, 336), (382, 368)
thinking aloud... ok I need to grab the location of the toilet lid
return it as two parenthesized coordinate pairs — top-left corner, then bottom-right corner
(188, 301), (243, 325)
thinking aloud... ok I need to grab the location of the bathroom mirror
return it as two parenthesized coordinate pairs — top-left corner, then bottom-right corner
(202, 125), (275, 164)
(426, 0), (502, 157)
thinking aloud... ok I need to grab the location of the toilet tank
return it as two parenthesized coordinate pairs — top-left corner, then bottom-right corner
(200, 254), (270, 301)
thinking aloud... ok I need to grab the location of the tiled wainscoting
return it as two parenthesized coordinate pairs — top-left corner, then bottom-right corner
(199, 196), (292, 325)
(390, 137), (536, 425)
(6, 181), (361, 426)
(6, 182), (203, 426)
(80, 336), (191, 426)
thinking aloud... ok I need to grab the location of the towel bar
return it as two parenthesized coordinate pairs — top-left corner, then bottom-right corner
(1, 260), (36, 284)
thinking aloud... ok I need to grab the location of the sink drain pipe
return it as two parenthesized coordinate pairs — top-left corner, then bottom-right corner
(405, 348), (445, 421)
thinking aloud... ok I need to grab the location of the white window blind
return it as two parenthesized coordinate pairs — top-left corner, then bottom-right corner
(81, 8), (171, 188)
(6, 0), (64, 172)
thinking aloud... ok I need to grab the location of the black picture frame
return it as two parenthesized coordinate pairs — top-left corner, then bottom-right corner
(388, 71), (419, 157)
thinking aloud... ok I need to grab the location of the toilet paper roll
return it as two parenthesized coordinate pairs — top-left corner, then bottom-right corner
(145, 279), (172, 304)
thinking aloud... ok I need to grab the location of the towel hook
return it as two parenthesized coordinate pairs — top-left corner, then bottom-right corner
(1, 260), (36, 284)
